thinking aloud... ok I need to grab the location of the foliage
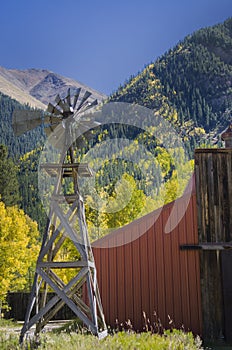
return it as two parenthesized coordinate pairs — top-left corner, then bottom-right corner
(0, 321), (203, 350)
(85, 174), (149, 239)
(0, 145), (20, 206)
(0, 201), (39, 307)
(104, 174), (146, 228)
(84, 141), (193, 240)
(18, 148), (47, 233)
(0, 92), (45, 157)
(0, 318), (17, 327)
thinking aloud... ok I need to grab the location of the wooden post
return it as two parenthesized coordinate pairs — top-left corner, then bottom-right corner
(195, 147), (232, 341)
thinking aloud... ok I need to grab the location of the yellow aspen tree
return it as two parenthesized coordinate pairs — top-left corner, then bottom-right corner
(0, 202), (39, 308)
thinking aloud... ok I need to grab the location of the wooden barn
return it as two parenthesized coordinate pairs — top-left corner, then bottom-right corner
(92, 178), (202, 334)
(92, 138), (232, 342)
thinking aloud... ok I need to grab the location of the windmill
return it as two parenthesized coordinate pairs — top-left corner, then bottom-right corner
(13, 88), (107, 342)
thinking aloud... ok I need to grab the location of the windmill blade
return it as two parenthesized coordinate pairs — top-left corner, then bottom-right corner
(47, 103), (62, 116)
(12, 110), (43, 136)
(73, 88), (81, 109)
(55, 93), (72, 113)
(55, 94), (62, 105)
(88, 99), (98, 109)
(55, 94), (69, 112)
(76, 91), (92, 111)
(66, 88), (71, 107)
(82, 99), (98, 112)
(75, 100), (91, 115)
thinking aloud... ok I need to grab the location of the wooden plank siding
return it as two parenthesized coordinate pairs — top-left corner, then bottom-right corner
(92, 182), (202, 334)
(195, 149), (232, 243)
(195, 149), (232, 341)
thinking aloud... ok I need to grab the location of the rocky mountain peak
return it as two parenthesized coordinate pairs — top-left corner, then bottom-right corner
(0, 67), (106, 109)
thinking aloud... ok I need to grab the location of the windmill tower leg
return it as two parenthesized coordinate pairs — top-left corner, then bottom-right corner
(20, 149), (106, 341)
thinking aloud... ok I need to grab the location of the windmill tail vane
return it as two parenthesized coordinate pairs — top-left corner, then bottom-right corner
(13, 88), (107, 342)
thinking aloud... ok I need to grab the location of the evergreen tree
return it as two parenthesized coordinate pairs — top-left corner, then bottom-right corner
(0, 144), (20, 206)
(0, 92), (45, 157)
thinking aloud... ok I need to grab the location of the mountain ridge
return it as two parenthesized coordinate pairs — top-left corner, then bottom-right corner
(110, 17), (232, 140)
(0, 70), (46, 110)
(0, 66), (106, 109)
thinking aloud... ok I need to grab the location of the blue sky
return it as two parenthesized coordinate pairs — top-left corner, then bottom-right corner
(0, 0), (231, 95)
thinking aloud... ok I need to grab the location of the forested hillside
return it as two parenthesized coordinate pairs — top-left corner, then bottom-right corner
(0, 92), (45, 157)
(111, 17), (232, 140)
(153, 17), (232, 131)
(0, 93), (46, 232)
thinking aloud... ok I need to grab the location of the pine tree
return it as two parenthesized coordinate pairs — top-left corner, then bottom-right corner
(0, 144), (20, 206)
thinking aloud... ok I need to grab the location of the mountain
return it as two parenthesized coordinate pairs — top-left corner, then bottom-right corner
(0, 67), (106, 109)
(110, 17), (232, 141)
(0, 68), (46, 110)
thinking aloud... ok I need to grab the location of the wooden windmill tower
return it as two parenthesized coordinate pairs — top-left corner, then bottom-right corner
(13, 89), (107, 342)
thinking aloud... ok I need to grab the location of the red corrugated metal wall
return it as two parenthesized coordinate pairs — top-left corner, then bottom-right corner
(92, 190), (202, 334)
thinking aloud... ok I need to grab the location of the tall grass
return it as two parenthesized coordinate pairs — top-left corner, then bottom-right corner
(0, 317), (204, 350)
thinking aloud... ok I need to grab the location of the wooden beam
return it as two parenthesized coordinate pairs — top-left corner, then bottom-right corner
(38, 261), (95, 268)
(180, 243), (232, 251)
(41, 163), (93, 177)
(38, 267), (97, 334)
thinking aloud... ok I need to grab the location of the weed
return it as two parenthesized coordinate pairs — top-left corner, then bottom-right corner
(0, 316), (204, 349)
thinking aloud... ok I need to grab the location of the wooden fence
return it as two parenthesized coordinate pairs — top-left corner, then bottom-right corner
(5, 292), (75, 321)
